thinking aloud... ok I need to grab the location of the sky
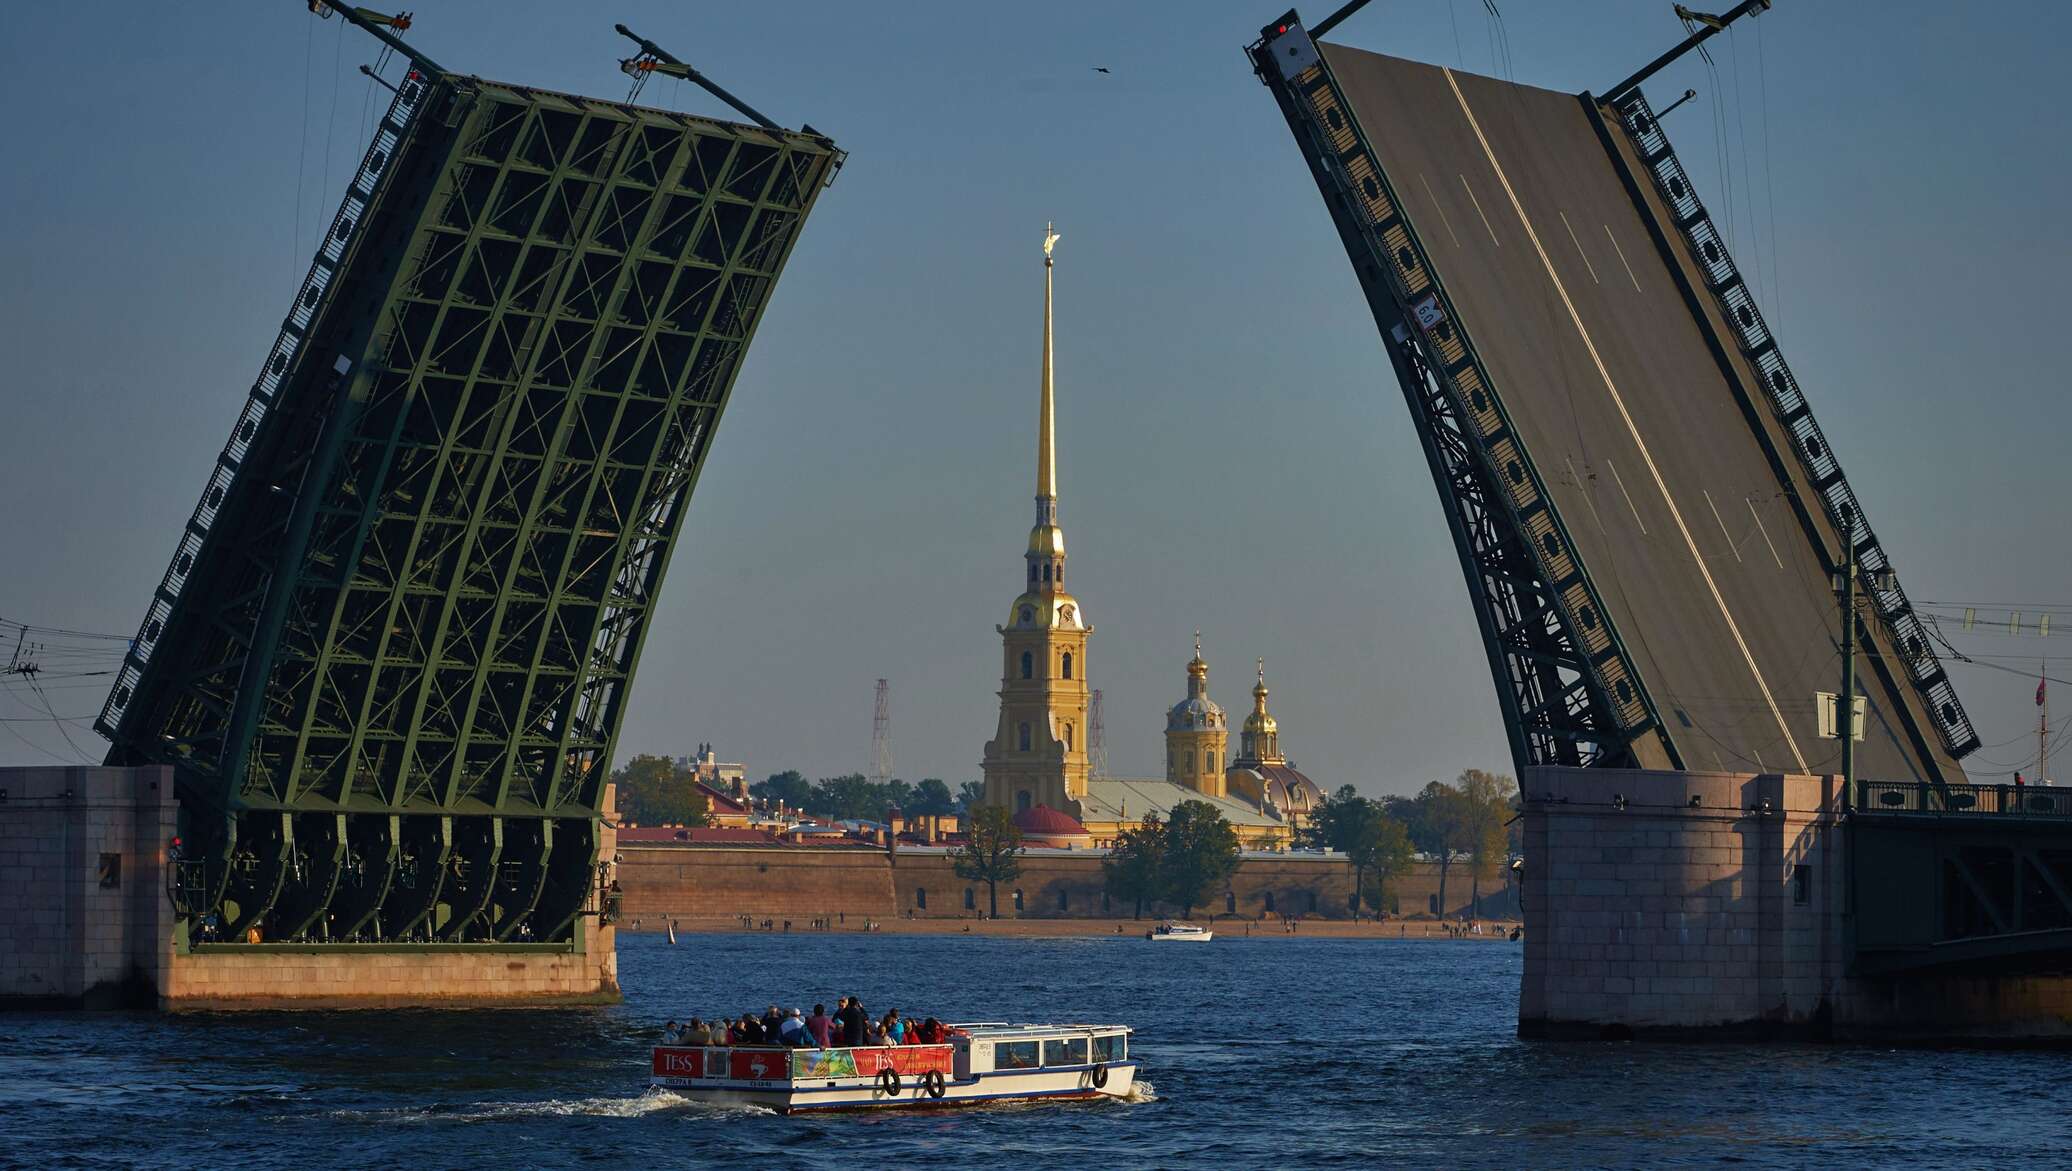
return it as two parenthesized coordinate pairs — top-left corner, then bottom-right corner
(1, 1), (2066, 795)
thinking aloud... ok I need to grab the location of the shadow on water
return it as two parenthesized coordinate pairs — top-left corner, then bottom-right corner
(2, 933), (2066, 1168)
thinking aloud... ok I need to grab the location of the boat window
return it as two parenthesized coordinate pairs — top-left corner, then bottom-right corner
(1092, 1033), (1125, 1063)
(1043, 1037), (1089, 1067)
(995, 1041), (1040, 1070)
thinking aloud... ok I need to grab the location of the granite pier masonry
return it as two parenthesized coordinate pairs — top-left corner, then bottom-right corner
(1521, 767), (2072, 1043)
(0, 767), (619, 1010)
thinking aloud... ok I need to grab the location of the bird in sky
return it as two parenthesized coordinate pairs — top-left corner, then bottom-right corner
(1091, 66), (1111, 74)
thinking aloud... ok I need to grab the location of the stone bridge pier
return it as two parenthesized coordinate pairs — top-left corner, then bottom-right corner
(1520, 767), (2072, 1043)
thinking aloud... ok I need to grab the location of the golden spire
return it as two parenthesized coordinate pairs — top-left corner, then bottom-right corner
(1038, 222), (1060, 501)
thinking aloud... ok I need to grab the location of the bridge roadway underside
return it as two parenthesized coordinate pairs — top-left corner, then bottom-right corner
(1320, 44), (1961, 784)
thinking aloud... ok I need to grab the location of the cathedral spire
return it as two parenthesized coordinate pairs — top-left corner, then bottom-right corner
(1038, 223), (1060, 505)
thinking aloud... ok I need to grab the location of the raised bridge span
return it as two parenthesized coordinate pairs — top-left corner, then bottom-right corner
(1253, 18), (1976, 785)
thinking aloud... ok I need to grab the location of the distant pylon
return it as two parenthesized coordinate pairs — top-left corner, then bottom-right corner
(871, 678), (892, 784)
(1089, 688), (1108, 781)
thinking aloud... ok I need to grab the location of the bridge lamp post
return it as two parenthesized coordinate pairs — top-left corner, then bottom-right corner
(1834, 524), (1895, 811)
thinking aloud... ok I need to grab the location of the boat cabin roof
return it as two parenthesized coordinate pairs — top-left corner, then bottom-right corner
(952, 1023), (1129, 1040)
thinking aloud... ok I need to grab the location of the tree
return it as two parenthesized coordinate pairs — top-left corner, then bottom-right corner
(881, 778), (916, 816)
(956, 781), (987, 812)
(610, 754), (709, 827)
(1303, 786), (1413, 920)
(813, 774), (880, 821)
(751, 769), (814, 812)
(1410, 779), (1471, 918)
(1159, 800), (1243, 920)
(1101, 815), (1166, 919)
(953, 806), (1024, 917)
(1456, 769), (1516, 918)
(909, 779), (956, 817)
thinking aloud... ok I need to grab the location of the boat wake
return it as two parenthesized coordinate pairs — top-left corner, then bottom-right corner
(317, 1088), (771, 1124)
(1120, 1078), (1158, 1104)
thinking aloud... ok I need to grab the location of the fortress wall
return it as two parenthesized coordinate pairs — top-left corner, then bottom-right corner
(618, 845), (1516, 924)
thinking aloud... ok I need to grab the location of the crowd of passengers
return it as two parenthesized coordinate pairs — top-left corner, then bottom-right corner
(661, 999), (961, 1049)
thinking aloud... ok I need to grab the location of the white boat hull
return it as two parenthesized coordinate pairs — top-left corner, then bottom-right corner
(652, 1055), (1137, 1113)
(1147, 929), (1213, 941)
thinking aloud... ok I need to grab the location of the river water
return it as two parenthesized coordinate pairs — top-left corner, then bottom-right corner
(3, 932), (2067, 1168)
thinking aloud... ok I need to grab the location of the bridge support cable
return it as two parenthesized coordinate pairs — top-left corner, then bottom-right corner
(1250, 16), (1680, 774)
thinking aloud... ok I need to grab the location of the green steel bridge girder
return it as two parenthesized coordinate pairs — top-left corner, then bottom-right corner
(110, 71), (839, 945)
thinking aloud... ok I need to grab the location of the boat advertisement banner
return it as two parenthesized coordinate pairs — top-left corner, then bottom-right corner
(848, 1046), (954, 1078)
(653, 1045), (954, 1084)
(792, 1049), (858, 1078)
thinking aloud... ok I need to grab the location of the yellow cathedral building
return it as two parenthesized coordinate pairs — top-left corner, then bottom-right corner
(979, 227), (1322, 851)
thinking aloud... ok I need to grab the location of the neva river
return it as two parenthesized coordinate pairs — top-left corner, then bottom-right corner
(3, 932), (2067, 1168)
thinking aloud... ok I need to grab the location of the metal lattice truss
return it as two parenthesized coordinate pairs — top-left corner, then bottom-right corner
(101, 65), (839, 944)
(1252, 24), (1677, 772)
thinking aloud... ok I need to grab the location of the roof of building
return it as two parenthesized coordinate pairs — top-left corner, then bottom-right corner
(1078, 777), (1284, 829)
(1229, 763), (1326, 814)
(1013, 803), (1088, 835)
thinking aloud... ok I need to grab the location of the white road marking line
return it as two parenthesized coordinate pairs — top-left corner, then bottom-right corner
(1419, 173), (1461, 248)
(1559, 211), (1599, 284)
(1565, 456), (1606, 533)
(1458, 173), (1501, 247)
(1442, 66), (1807, 774)
(1702, 490), (1742, 563)
(1746, 497), (1785, 570)
(1604, 223), (1643, 293)
(1604, 458), (1647, 535)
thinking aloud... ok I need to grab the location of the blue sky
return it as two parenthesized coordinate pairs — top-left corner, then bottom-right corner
(1, 1), (2065, 792)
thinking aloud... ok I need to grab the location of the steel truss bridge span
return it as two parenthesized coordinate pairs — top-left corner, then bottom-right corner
(1249, 13), (1975, 785)
(98, 54), (840, 945)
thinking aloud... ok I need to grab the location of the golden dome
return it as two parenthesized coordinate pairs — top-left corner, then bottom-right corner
(1007, 591), (1087, 630)
(1027, 523), (1066, 557)
(1245, 658), (1278, 735)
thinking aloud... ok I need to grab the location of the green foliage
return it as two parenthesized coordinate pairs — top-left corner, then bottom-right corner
(953, 806), (1025, 916)
(956, 781), (987, 811)
(812, 774), (882, 820)
(1158, 800), (1243, 919)
(1101, 815), (1166, 919)
(751, 769), (813, 809)
(908, 779), (956, 817)
(610, 754), (709, 827)
(1302, 785), (1414, 918)
(1455, 768), (1517, 916)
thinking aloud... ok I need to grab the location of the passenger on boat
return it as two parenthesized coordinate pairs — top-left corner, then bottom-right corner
(911, 1017), (947, 1044)
(806, 1004), (834, 1048)
(730, 1013), (764, 1045)
(837, 996), (868, 1045)
(880, 1009), (905, 1044)
(662, 1020), (682, 1045)
(761, 1005), (784, 1039)
(777, 1008), (811, 1047)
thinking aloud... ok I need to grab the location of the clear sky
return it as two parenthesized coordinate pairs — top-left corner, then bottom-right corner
(1, 1), (2065, 793)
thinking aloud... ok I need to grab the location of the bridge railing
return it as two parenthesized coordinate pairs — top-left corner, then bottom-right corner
(1608, 90), (1981, 763)
(1859, 779), (2072, 818)
(95, 70), (434, 742)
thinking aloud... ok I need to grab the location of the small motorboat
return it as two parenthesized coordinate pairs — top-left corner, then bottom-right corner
(650, 1024), (1136, 1113)
(1145, 922), (1212, 942)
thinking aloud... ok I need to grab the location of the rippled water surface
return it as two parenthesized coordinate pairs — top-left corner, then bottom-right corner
(4, 932), (2068, 1168)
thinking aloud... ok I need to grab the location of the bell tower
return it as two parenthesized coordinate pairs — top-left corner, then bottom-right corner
(982, 225), (1091, 815)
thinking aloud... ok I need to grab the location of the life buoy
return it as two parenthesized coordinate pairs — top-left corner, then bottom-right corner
(924, 1069), (947, 1099)
(1090, 1063), (1109, 1089)
(877, 1067), (901, 1096)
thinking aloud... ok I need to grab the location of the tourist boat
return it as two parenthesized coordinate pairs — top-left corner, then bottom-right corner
(1145, 922), (1212, 942)
(650, 1024), (1135, 1112)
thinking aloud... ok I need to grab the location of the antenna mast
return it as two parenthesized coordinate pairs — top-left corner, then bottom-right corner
(1088, 689), (1108, 782)
(871, 679), (892, 785)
